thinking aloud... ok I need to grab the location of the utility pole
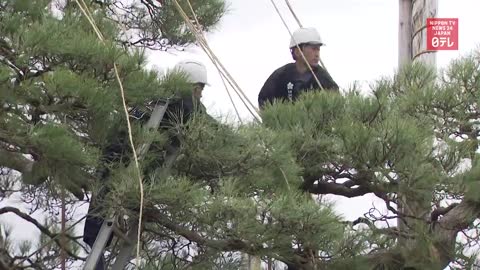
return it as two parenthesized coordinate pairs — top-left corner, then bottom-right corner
(398, 0), (413, 69)
(399, 0), (438, 68)
(242, 253), (262, 270)
(397, 0), (438, 242)
(412, 0), (438, 67)
(397, 0), (413, 240)
(61, 188), (67, 270)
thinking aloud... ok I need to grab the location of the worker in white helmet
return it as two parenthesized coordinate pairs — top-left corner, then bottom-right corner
(83, 59), (211, 270)
(173, 59), (210, 104)
(258, 27), (339, 109)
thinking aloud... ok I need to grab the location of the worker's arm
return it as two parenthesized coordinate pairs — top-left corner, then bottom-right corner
(318, 67), (340, 92)
(258, 70), (281, 109)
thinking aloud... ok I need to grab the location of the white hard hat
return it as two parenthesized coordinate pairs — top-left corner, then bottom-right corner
(174, 59), (209, 85)
(289, 27), (324, 49)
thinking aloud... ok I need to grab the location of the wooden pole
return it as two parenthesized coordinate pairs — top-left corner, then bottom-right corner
(61, 188), (67, 270)
(397, 0), (438, 245)
(412, 0), (438, 66)
(400, 0), (438, 67)
(398, 0), (413, 69)
(397, 0), (413, 238)
(242, 254), (262, 270)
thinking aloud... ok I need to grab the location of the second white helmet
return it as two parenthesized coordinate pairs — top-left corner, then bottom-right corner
(289, 27), (324, 49)
(174, 59), (209, 85)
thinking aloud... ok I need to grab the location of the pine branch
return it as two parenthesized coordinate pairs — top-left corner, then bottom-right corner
(23, 67), (52, 81)
(430, 200), (480, 266)
(0, 148), (34, 175)
(0, 247), (14, 270)
(0, 38), (17, 66)
(0, 207), (85, 261)
(350, 217), (413, 239)
(0, 56), (22, 78)
(0, 259), (10, 270)
(343, 200), (480, 270)
(152, 213), (309, 268)
(430, 203), (460, 222)
(306, 181), (371, 198)
(302, 166), (397, 198)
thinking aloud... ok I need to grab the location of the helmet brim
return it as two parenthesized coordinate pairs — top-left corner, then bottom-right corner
(195, 81), (210, 87)
(290, 41), (325, 49)
(309, 41), (325, 46)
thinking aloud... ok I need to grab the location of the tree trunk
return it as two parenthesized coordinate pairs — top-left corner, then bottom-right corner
(242, 254), (262, 270)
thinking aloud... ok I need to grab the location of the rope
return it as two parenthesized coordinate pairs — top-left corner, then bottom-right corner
(178, 1), (296, 188)
(219, 67), (244, 124)
(172, 0), (297, 219)
(185, 0), (243, 124)
(268, 0), (324, 91)
(283, 0), (330, 74)
(175, 0), (259, 121)
(284, 0), (302, 28)
(74, 0), (145, 268)
(168, 0), (262, 123)
(272, 6), (323, 268)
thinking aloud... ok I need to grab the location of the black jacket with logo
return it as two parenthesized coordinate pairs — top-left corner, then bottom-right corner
(258, 63), (339, 109)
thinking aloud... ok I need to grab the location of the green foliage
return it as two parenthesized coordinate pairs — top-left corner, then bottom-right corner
(93, 49), (480, 269)
(154, 0), (227, 45)
(172, 114), (303, 192)
(26, 123), (98, 191)
(266, 192), (343, 254)
(3, 0), (480, 269)
(0, 0), (214, 198)
(260, 87), (437, 203)
(138, 251), (243, 270)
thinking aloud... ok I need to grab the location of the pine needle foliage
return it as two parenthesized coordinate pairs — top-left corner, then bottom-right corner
(2, 0), (480, 269)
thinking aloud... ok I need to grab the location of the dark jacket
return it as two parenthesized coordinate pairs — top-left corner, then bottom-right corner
(83, 96), (206, 249)
(258, 63), (339, 109)
(93, 97), (203, 176)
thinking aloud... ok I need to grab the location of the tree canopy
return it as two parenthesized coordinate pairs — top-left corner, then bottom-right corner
(1, 0), (480, 270)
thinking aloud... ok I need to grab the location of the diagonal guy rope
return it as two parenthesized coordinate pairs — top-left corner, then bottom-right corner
(170, 1), (297, 192)
(73, 0), (145, 268)
(284, 0), (302, 29)
(185, 0), (243, 124)
(167, 0), (261, 123)
(283, 0), (330, 74)
(268, 0), (324, 91)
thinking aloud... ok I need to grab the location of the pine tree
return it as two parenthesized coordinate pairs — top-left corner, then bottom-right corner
(2, 1), (480, 270)
(0, 0), (226, 268)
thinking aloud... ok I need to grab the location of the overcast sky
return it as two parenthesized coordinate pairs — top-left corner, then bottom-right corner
(146, 0), (480, 222)
(149, 0), (480, 124)
(2, 0), (480, 263)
